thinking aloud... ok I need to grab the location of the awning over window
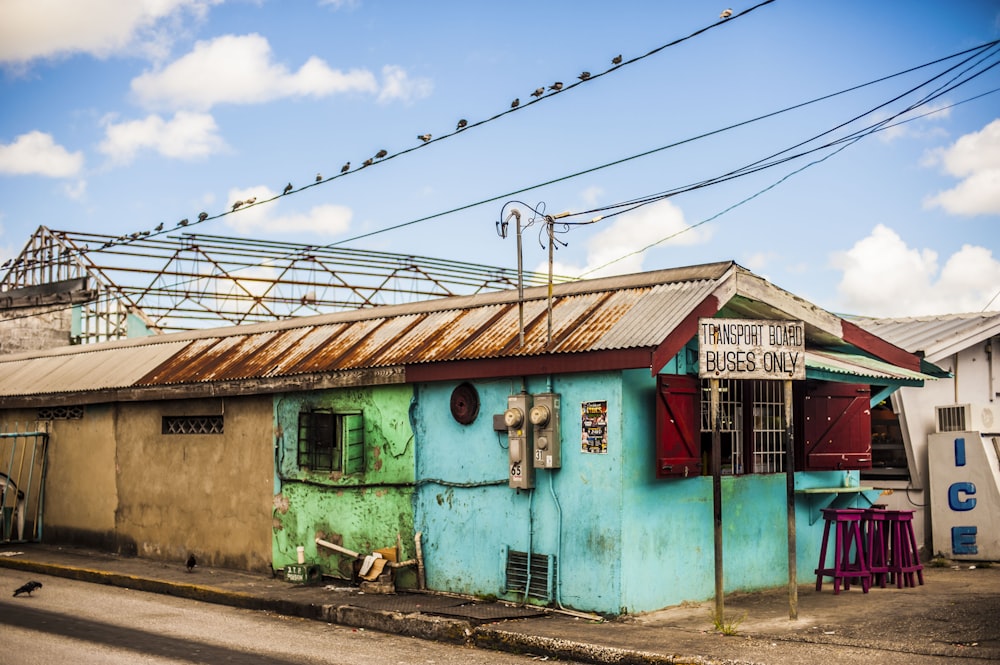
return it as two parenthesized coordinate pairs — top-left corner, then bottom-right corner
(805, 349), (943, 386)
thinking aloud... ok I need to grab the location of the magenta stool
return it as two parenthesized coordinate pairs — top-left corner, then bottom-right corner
(862, 508), (889, 588)
(885, 510), (924, 588)
(815, 508), (871, 594)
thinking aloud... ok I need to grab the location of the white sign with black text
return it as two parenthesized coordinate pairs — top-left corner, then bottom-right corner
(698, 318), (806, 380)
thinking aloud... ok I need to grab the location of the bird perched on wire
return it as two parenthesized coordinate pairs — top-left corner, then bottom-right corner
(531, 87), (544, 98)
(549, 82), (563, 92)
(375, 149), (387, 159)
(578, 72), (590, 81)
(456, 119), (467, 130)
(283, 183), (293, 195)
(510, 98), (519, 109)
(612, 54), (622, 65)
(245, 197), (256, 205)
(362, 158), (373, 167)
(417, 133), (431, 143)
(154, 222), (163, 232)
(316, 172), (323, 182)
(13, 581), (42, 597)
(720, 8), (732, 18)
(341, 162), (350, 173)
(197, 212), (207, 222)
(231, 200), (243, 211)
(186, 554), (197, 573)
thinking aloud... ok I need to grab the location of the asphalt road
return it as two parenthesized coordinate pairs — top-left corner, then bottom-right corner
(0, 570), (580, 665)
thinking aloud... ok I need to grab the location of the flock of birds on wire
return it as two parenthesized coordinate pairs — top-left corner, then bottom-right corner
(0, 9), (736, 273)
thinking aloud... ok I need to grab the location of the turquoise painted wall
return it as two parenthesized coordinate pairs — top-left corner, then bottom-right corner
(272, 384), (416, 582)
(412, 374), (626, 614)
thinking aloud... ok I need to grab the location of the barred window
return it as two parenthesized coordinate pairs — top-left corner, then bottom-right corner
(37, 406), (84, 421)
(162, 415), (224, 435)
(701, 379), (787, 474)
(297, 409), (364, 474)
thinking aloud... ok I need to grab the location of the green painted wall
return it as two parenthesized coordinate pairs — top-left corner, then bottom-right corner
(272, 384), (416, 582)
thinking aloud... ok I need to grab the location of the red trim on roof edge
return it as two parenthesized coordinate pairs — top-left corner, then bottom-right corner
(650, 295), (721, 375)
(840, 319), (921, 372)
(404, 348), (655, 383)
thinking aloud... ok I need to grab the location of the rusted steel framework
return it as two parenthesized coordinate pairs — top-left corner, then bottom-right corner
(0, 226), (560, 343)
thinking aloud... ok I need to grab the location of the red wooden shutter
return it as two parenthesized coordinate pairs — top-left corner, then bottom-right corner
(802, 382), (872, 470)
(656, 374), (701, 478)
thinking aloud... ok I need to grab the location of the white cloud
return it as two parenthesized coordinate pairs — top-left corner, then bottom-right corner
(222, 186), (353, 236)
(0, 0), (214, 66)
(131, 33), (379, 111)
(831, 224), (1000, 316)
(99, 111), (225, 163)
(377, 65), (433, 105)
(580, 185), (604, 206)
(545, 200), (712, 279)
(0, 131), (84, 177)
(923, 118), (1000, 216)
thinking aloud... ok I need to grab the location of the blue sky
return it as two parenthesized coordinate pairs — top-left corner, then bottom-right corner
(1, 0), (998, 318)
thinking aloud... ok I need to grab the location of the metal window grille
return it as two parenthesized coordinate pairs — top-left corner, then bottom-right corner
(297, 410), (364, 474)
(504, 548), (556, 602)
(752, 381), (785, 473)
(701, 379), (743, 475)
(37, 406), (84, 421)
(161, 416), (224, 435)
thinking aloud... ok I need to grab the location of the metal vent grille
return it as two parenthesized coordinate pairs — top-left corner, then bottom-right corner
(504, 548), (555, 601)
(162, 416), (224, 435)
(936, 405), (969, 432)
(37, 406), (84, 421)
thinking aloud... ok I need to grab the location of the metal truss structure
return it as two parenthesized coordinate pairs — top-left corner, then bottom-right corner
(0, 226), (561, 344)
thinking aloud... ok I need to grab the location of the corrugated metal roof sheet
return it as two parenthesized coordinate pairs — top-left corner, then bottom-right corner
(806, 349), (938, 383)
(850, 311), (1000, 362)
(0, 261), (932, 402)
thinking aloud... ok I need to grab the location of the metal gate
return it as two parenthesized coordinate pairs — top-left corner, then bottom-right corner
(1, 422), (49, 543)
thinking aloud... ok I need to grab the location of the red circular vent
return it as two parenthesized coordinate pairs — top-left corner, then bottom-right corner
(450, 383), (480, 425)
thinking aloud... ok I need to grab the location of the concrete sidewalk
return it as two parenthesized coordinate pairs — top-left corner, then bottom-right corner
(2, 544), (998, 665)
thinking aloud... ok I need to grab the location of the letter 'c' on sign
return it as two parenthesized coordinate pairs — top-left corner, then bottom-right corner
(948, 481), (977, 511)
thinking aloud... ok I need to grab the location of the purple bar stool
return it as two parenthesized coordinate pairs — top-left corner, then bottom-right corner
(815, 508), (871, 595)
(862, 507), (889, 588)
(885, 509), (924, 588)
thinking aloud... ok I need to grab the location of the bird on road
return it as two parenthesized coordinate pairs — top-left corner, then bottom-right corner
(720, 8), (732, 18)
(186, 554), (197, 572)
(283, 183), (293, 195)
(13, 581), (42, 597)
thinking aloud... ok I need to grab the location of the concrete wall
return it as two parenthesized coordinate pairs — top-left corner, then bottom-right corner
(114, 397), (273, 571)
(271, 384), (416, 582)
(0, 304), (73, 355)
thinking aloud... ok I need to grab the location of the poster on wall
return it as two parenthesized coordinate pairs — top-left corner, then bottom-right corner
(581, 400), (608, 454)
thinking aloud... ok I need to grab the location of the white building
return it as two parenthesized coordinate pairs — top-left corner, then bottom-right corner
(854, 312), (1000, 560)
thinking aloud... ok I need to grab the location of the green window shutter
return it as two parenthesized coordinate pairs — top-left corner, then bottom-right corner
(343, 413), (365, 474)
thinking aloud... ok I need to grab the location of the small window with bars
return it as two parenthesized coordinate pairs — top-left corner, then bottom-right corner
(297, 409), (365, 474)
(162, 415), (224, 435)
(700, 379), (787, 474)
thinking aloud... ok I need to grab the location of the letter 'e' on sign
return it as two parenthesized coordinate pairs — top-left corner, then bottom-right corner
(698, 318), (806, 380)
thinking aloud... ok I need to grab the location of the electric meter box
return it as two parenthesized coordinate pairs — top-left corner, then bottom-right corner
(530, 393), (561, 469)
(505, 393), (535, 489)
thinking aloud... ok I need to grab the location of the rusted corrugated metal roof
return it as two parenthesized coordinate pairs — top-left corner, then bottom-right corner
(0, 261), (930, 402)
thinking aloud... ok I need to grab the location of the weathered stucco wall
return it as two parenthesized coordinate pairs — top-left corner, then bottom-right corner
(114, 396), (273, 571)
(0, 406), (120, 549)
(272, 384), (415, 582)
(413, 373), (627, 614)
(0, 305), (73, 355)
